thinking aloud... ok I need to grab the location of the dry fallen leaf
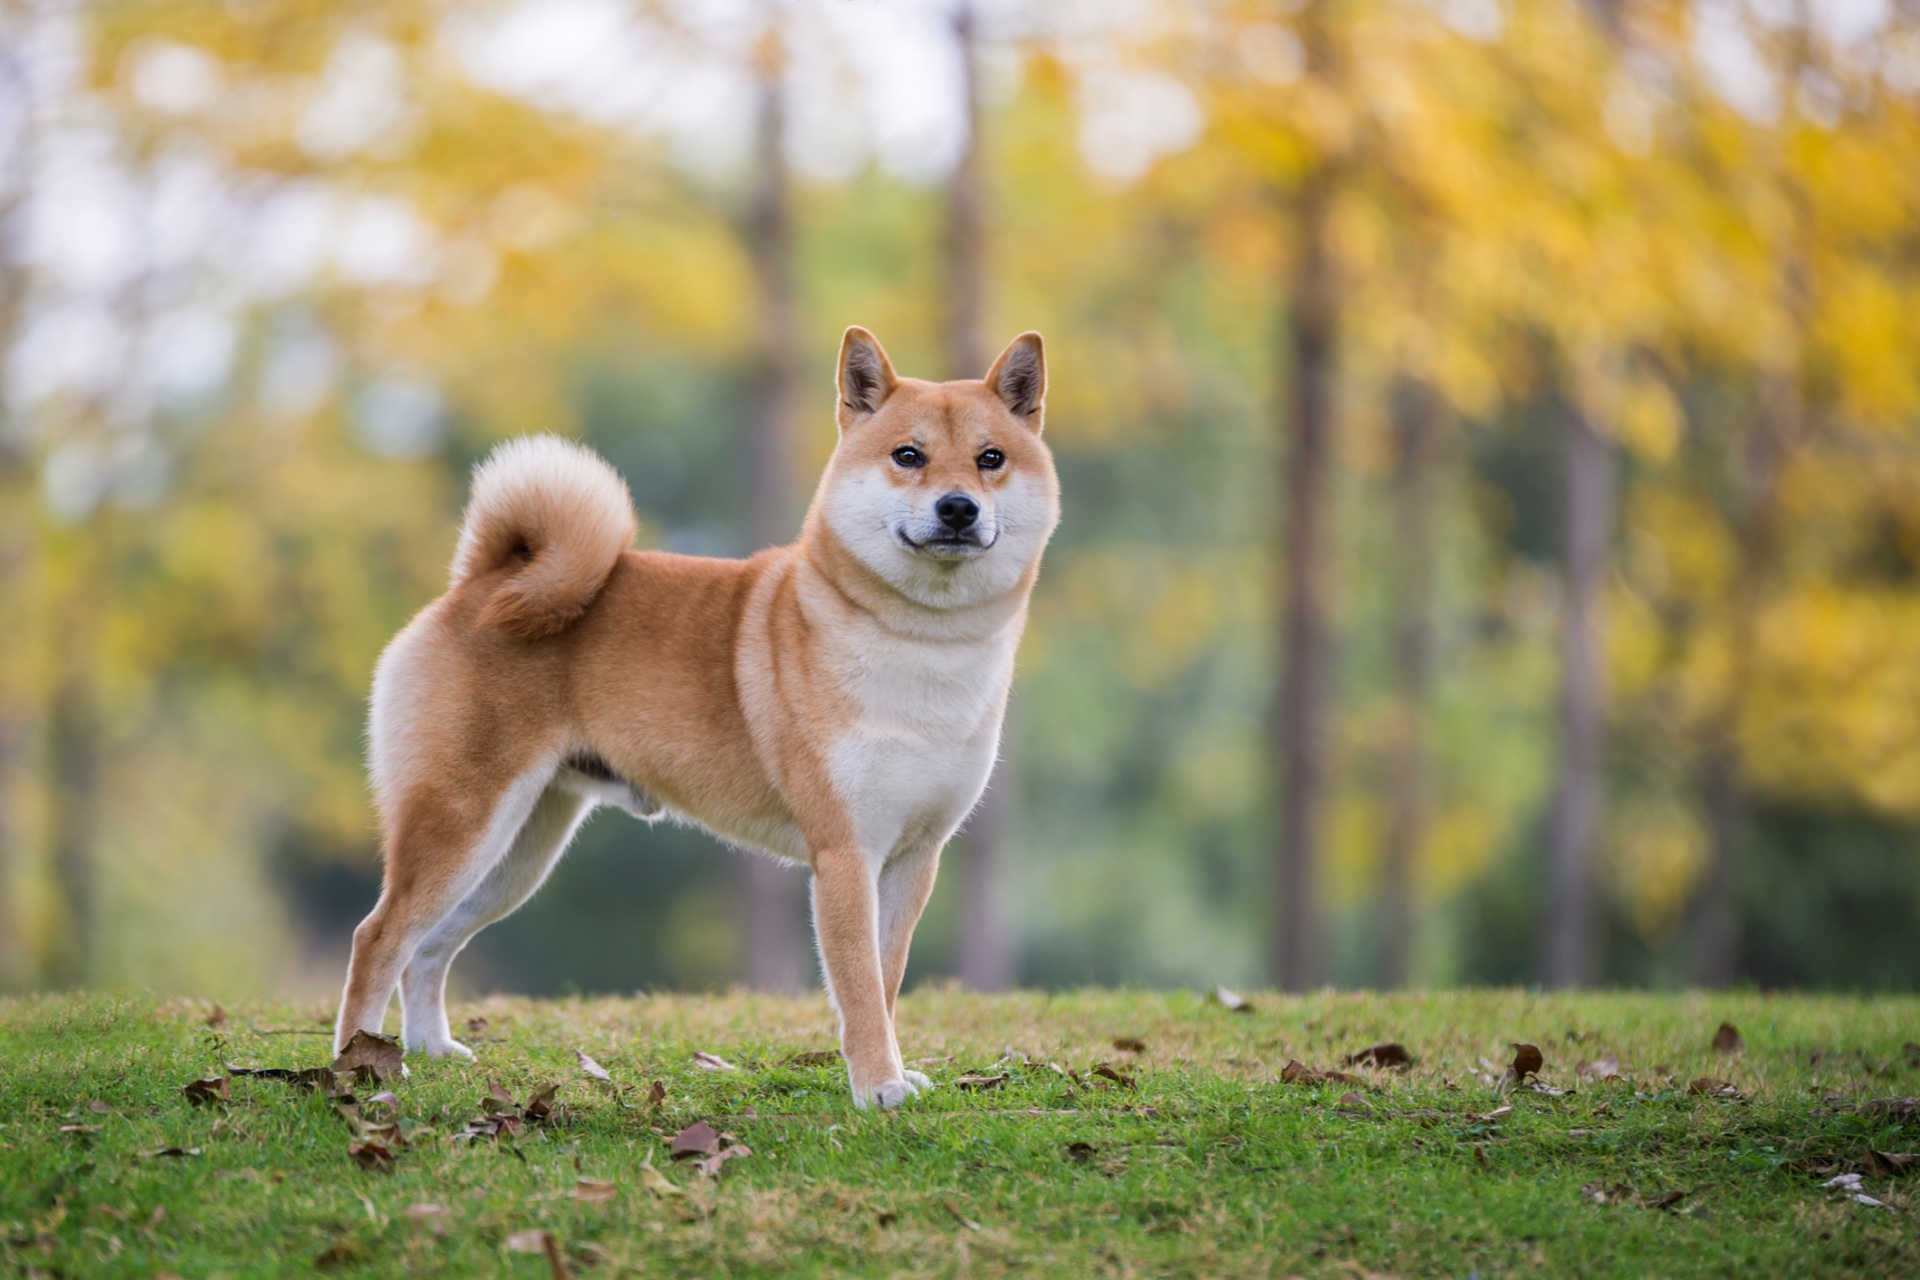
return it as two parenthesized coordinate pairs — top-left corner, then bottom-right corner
(1343, 1043), (1414, 1071)
(466, 1016), (489, 1037)
(1643, 1189), (1688, 1211)
(670, 1120), (721, 1161)
(1861, 1097), (1919, 1118)
(205, 1004), (228, 1029)
(1112, 1036), (1147, 1054)
(694, 1144), (752, 1178)
(332, 1031), (405, 1085)
(953, 1073), (1011, 1091)
(147, 1146), (201, 1158)
(1280, 1060), (1365, 1087)
(1510, 1044), (1544, 1082)
(573, 1178), (617, 1205)
(1578, 1055), (1622, 1082)
(1212, 986), (1253, 1013)
(692, 1051), (737, 1072)
(1338, 1090), (1369, 1108)
(226, 1063), (338, 1093)
(636, 1151), (685, 1199)
(1712, 1022), (1744, 1056)
(523, 1083), (561, 1124)
(313, 1240), (364, 1269)
(646, 1080), (667, 1108)
(1687, 1077), (1742, 1099)
(1065, 1141), (1097, 1161)
(181, 1075), (229, 1108)
(575, 1051), (611, 1083)
(348, 1140), (396, 1173)
(1091, 1064), (1136, 1090)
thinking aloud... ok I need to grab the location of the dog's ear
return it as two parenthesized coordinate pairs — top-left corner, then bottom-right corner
(836, 326), (898, 430)
(985, 331), (1045, 428)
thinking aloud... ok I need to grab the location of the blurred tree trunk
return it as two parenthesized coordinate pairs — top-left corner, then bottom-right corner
(1693, 319), (1802, 987)
(1270, 4), (1339, 992)
(945, 1), (1015, 992)
(1378, 375), (1440, 988)
(1542, 397), (1614, 988)
(742, 7), (807, 994)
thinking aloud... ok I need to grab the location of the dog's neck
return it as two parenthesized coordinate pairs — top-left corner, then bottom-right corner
(793, 512), (1037, 648)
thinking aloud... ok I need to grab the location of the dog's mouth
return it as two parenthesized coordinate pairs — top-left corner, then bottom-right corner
(896, 526), (995, 558)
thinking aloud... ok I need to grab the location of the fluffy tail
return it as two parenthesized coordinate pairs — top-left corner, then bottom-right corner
(451, 435), (636, 639)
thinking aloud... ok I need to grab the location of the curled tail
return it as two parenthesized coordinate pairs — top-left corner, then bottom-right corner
(452, 435), (636, 639)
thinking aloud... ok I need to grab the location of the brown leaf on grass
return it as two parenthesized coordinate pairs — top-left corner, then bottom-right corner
(1861, 1097), (1919, 1118)
(226, 1063), (338, 1093)
(348, 1140), (396, 1173)
(953, 1073), (1010, 1091)
(1481, 1106), (1513, 1122)
(1338, 1091), (1369, 1108)
(670, 1120), (721, 1161)
(636, 1151), (684, 1199)
(147, 1146), (201, 1158)
(1280, 1060), (1365, 1088)
(1866, 1150), (1916, 1177)
(205, 1004), (227, 1029)
(573, 1178), (617, 1204)
(1211, 985), (1253, 1012)
(1643, 1189), (1688, 1210)
(331, 1031), (404, 1085)
(466, 1016), (489, 1037)
(1577, 1055), (1622, 1082)
(1510, 1044), (1544, 1082)
(365, 1090), (399, 1111)
(1091, 1064), (1136, 1089)
(523, 1083), (561, 1124)
(876, 1210), (898, 1227)
(1112, 1036), (1147, 1054)
(181, 1075), (229, 1107)
(1065, 1141), (1097, 1161)
(1343, 1043), (1414, 1071)
(575, 1050), (612, 1083)
(313, 1240), (365, 1269)
(782, 1050), (843, 1067)
(646, 1081), (666, 1108)
(1712, 1022), (1744, 1056)
(694, 1144), (752, 1178)
(692, 1051), (737, 1072)
(1688, 1077), (1742, 1099)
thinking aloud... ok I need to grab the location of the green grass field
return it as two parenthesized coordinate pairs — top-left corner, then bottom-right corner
(2, 988), (1915, 1277)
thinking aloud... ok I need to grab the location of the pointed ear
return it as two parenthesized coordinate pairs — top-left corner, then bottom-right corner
(835, 326), (898, 431)
(985, 331), (1046, 426)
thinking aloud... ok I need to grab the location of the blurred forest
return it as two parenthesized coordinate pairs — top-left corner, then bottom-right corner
(2, 0), (1919, 1001)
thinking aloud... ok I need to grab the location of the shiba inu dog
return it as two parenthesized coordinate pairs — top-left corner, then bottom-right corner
(333, 327), (1059, 1108)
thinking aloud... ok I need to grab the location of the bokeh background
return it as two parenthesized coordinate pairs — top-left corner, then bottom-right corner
(2, 0), (1918, 1002)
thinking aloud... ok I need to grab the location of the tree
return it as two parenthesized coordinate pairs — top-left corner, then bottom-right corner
(742, 1), (810, 994)
(1270, 0), (1342, 992)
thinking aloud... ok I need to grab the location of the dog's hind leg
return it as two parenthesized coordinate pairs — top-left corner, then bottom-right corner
(333, 765), (552, 1057)
(397, 781), (593, 1056)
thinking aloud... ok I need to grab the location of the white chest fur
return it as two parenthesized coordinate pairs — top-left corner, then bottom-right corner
(823, 610), (1016, 865)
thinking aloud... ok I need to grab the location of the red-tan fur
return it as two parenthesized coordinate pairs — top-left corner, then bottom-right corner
(335, 328), (1059, 1108)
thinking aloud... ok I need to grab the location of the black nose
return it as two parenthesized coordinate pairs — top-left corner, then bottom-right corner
(935, 493), (979, 531)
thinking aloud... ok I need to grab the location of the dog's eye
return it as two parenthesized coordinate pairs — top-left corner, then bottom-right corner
(891, 446), (926, 469)
(977, 448), (1005, 471)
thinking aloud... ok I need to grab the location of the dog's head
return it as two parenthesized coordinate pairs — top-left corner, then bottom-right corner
(816, 326), (1060, 609)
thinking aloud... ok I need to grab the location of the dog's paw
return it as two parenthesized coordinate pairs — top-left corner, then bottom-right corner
(415, 1038), (474, 1060)
(856, 1076), (924, 1110)
(902, 1069), (933, 1091)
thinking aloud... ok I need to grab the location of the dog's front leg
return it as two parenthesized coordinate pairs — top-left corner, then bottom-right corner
(811, 845), (914, 1109)
(877, 842), (942, 1091)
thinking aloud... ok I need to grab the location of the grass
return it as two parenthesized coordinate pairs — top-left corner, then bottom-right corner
(1, 988), (1916, 1278)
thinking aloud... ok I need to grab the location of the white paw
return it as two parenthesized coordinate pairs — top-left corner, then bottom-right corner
(901, 1069), (933, 1091)
(857, 1076), (924, 1110)
(416, 1038), (474, 1060)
